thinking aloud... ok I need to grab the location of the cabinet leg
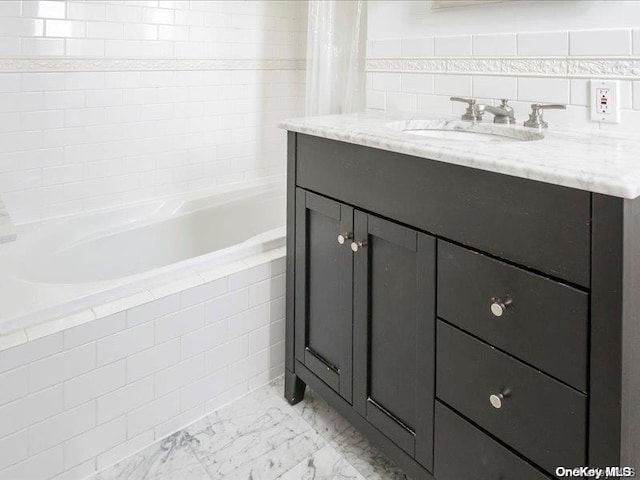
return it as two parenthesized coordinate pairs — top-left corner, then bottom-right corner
(285, 369), (306, 405)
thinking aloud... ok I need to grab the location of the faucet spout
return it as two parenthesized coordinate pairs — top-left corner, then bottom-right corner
(483, 99), (516, 124)
(484, 105), (509, 116)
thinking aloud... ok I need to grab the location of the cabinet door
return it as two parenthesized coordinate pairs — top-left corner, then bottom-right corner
(353, 211), (436, 471)
(295, 188), (353, 402)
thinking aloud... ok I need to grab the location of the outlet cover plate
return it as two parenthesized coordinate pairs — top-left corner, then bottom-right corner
(590, 79), (620, 123)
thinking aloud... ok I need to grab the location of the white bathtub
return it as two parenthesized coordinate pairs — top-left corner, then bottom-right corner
(0, 178), (286, 336)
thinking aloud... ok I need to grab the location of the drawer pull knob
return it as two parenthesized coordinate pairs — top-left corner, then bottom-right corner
(351, 240), (367, 252)
(490, 393), (505, 409)
(337, 232), (353, 244)
(490, 297), (512, 317)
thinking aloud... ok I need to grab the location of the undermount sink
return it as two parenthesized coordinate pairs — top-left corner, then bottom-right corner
(387, 119), (545, 142)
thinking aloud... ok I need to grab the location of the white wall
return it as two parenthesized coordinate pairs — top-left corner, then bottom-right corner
(366, 0), (640, 133)
(369, 0), (640, 38)
(0, 1), (306, 224)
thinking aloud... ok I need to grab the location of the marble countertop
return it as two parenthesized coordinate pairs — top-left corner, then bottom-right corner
(0, 197), (16, 245)
(279, 112), (640, 199)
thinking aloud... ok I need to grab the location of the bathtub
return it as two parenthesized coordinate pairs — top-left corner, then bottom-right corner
(0, 178), (286, 336)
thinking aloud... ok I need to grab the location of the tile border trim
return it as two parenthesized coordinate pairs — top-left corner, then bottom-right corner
(366, 57), (640, 79)
(0, 57), (304, 73)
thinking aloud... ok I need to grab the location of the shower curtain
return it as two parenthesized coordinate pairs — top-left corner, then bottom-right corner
(305, 0), (367, 116)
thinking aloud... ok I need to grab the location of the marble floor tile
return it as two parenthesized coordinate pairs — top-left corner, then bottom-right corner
(291, 387), (352, 443)
(278, 444), (366, 480)
(185, 389), (326, 479)
(93, 378), (413, 480)
(93, 431), (210, 480)
(330, 426), (410, 480)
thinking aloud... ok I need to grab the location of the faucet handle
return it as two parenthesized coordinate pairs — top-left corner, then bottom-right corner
(524, 103), (566, 129)
(532, 103), (566, 110)
(450, 97), (483, 122)
(450, 96), (476, 105)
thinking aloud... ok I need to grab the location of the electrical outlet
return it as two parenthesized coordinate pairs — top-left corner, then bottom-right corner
(596, 87), (610, 114)
(590, 79), (620, 123)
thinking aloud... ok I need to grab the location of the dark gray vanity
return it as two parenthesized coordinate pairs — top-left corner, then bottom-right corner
(282, 127), (640, 480)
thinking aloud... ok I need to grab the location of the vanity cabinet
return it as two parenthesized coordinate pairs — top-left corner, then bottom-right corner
(294, 189), (354, 402)
(295, 188), (436, 469)
(351, 211), (435, 470)
(284, 131), (640, 480)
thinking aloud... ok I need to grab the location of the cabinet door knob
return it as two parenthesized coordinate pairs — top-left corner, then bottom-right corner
(351, 240), (367, 252)
(490, 393), (505, 409)
(490, 297), (512, 317)
(337, 232), (353, 244)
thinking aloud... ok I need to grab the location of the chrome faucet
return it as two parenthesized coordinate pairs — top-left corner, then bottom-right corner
(450, 97), (566, 129)
(483, 99), (516, 124)
(450, 97), (515, 124)
(523, 103), (566, 130)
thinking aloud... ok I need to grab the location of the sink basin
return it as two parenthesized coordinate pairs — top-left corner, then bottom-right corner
(387, 119), (544, 142)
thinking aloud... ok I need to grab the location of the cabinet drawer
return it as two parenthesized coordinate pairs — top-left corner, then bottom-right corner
(437, 240), (589, 391)
(296, 134), (591, 286)
(434, 401), (551, 480)
(436, 321), (587, 475)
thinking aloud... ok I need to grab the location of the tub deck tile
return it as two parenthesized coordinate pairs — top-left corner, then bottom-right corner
(0, 329), (28, 352)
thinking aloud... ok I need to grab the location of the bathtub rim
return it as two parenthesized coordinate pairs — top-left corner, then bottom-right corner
(0, 244), (286, 354)
(0, 176), (286, 350)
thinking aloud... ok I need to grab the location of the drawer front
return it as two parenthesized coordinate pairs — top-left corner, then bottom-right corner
(296, 134), (591, 287)
(434, 401), (551, 480)
(437, 240), (589, 391)
(436, 321), (587, 475)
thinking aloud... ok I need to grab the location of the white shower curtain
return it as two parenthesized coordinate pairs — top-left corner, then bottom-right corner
(305, 0), (367, 116)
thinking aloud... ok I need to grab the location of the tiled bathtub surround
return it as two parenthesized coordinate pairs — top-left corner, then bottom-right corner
(366, 27), (640, 133)
(0, 196), (16, 244)
(0, 68), (302, 225)
(0, 0), (306, 224)
(0, 1), (304, 60)
(0, 252), (286, 480)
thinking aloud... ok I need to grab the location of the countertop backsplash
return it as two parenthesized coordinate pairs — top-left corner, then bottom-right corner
(365, 23), (640, 135)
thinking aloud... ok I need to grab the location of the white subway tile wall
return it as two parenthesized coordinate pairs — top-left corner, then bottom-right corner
(433, 74), (472, 97)
(472, 75), (517, 101)
(472, 33), (516, 57)
(0, 1), (303, 59)
(370, 38), (401, 58)
(366, 28), (640, 133)
(569, 29), (631, 56)
(0, 255), (286, 480)
(633, 82), (640, 110)
(401, 37), (434, 58)
(517, 77), (570, 104)
(0, 0), (306, 223)
(401, 73), (434, 95)
(434, 35), (472, 57)
(517, 31), (568, 56)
